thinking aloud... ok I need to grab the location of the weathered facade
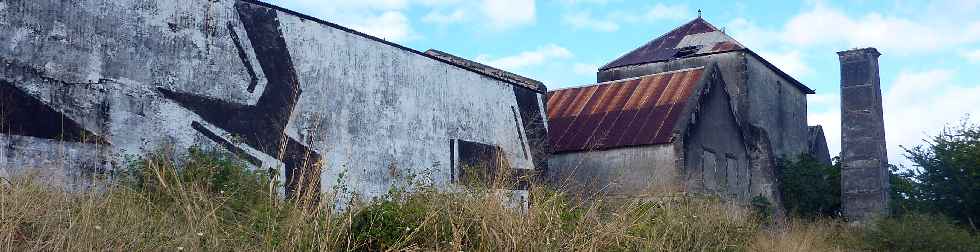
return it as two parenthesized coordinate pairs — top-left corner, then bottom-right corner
(549, 17), (826, 204)
(548, 65), (758, 201)
(0, 0), (548, 202)
(597, 18), (815, 160)
(838, 48), (889, 222)
(808, 126), (832, 166)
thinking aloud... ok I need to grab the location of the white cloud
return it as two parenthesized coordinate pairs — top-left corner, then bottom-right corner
(643, 3), (689, 21)
(810, 69), (980, 167)
(270, 0), (539, 40)
(422, 9), (467, 25)
(614, 3), (690, 23)
(421, 0), (537, 30)
(881, 69), (980, 167)
(757, 50), (812, 77)
(481, 0), (536, 30)
(808, 110), (840, 157)
(726, 2), (980, 54)
(573, 63), (598, 75)
(726, 18), (780, 49)
(476, 44), (573, 71)
(562, 3), (688, 31)
(559, 0), (614, 5)
(302, 0), (408, 10)
(349, 11), (416, 41)
(418, 0), (464, 5)
(267, 0), (417, 42)
(964, 49), (980, 63)
(563, 11), (619, 32)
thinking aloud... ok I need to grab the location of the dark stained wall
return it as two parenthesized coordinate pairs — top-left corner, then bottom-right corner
(682, 73), (751, 202)
(598, 51), (810, 159)
(838, 48), (889, 222)
(808, 126), (832, 166)
(0, 0), (547, 201)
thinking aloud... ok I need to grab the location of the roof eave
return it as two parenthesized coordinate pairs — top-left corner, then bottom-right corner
(238, 0), (548, 93)
(599, 49), (816, 95)
(741, 49), (815, 94)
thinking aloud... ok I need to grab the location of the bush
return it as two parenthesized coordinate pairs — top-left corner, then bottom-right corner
(863, 214), (980, 252)
(118, 147), (276, 226)
(900, 120), (980, 230)
(348, 191), (441, 251)
(776, 155), (841, 218)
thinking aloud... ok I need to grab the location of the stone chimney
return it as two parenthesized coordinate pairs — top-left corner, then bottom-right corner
(838, 48), (890, 222)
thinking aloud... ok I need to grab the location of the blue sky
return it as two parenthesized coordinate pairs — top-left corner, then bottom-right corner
(266, 0), (980, 166)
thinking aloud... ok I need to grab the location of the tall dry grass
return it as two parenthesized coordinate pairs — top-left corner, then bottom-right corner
(2, 148), (976, 251)
(0, 147), (766, 251)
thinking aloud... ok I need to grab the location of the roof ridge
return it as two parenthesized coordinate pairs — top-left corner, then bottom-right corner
(550, 66), (706, 92)
(600, 17), (713, 70)
(599, 17), (748, 71)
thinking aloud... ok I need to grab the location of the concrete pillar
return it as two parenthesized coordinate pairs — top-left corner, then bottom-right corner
(838, 48), (890, 223)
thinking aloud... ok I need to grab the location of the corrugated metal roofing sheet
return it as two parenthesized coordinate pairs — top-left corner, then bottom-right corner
(600, 18), (743, 70)
(547, 67), (705, 153)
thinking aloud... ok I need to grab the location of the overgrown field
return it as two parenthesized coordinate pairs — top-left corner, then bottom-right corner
(1, 149), (977, 251)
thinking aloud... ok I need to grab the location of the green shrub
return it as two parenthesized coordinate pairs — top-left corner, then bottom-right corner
(750, 195), (774, 221)
(863, 213), (980, 252)
(777, 155), (841, 218)
(117, 147), (287, 239)
(900, 120), (980, 230)
(349, 196), (430, 250)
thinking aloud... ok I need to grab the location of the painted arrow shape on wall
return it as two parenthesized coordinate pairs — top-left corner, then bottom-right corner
(157, 1), (321, 199)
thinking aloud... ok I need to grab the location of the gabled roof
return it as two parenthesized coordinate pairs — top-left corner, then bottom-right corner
(547, 67), (705, 153)
(600, 18), (744, 71)
(600, 17), (815, 94)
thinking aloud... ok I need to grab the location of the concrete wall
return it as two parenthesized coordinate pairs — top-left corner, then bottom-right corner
(548, 144), (679, 197)
(744, 55), (809, 158)
(0, 0), (547, 201)
(808, 126), (832, 166)
(598, 51), (810, 159)
(838, 48), (889, 222)
(682, 75), (752, 202)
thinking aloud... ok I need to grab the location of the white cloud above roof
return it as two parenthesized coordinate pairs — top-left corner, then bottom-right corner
(730, 1), (980, 54)
(964, 49), (980, 63)
(476, 44), (573, 71)
(562, 11), (619, 32)
(810, 68), (980, 167)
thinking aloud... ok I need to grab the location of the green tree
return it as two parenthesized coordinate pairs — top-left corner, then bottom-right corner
(899, 120), (980, 231)
(777, 155), (841, 218)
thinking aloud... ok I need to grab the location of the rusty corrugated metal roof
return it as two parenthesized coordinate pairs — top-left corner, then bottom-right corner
(600, 18), (743, 71)
(547, 67), (705, 153)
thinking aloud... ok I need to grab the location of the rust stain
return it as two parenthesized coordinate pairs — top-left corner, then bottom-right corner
(547, 68), (705, 153)
(601, 18), (744, 70)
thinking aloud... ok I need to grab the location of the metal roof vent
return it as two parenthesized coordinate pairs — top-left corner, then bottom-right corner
(673, 46), (700, 58)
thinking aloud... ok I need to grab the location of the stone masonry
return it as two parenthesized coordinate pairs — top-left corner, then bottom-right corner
(838, 48), (890, 222)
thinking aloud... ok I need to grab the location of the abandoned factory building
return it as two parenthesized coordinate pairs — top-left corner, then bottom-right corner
(0, 0), (549, 202)
(547, 17), (830, 203)
(1, 0), (850, 210)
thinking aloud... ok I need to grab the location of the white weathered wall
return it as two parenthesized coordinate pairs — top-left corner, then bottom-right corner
(548, 144), (679, 197)
(0, 0), (545, 201)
